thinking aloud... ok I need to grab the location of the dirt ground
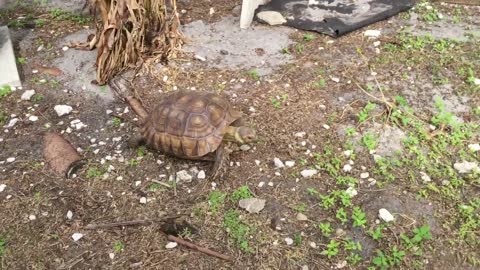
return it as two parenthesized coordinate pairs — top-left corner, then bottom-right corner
(0, 0), (479, 269)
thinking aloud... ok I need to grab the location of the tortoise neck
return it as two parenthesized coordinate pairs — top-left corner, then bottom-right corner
(126, 96), (149, 120)
(224, 126), (242, 143)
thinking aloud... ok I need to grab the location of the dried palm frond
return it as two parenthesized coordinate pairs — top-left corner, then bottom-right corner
(75, 0), (183, 85)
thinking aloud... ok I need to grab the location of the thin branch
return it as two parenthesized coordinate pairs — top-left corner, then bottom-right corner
(167, 235), (232, 261)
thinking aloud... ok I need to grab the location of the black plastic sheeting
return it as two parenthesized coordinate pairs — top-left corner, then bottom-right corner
(255, 0), (415, 37)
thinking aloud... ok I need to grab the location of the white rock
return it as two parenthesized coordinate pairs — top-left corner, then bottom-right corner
(336, 260), (348, 269)
(5, 118), (18, 128)
(194, 55), (206, 61)
(62, 46), (69, 51)
(360, 172), (369, 179)
(345, 186), (357, 197)
(176, 170), (193, 182)
(373, 41), (381, 47)
(322, 124), (330, 130)
(239, 198), (266, 213)
(420, 172), (431, 183)
(257, 11), (287, 25)
(309, 241), (317, 248)
(331, 77), (340, 83)
(343, 164), (352, 172)
(255, 160), (261, 166)
(300, 169), (318, 178)
(474, 78), (480, 85)
(258, 181), (265, 187)
(274, 157), (285, 168)
(6, 157), (15, 163)
(364, 29), (381, 38)
(454, 161), (479, 174)
(109, 253), (115, 260)
(468, 143), (480, 152)
(268, 182), (274, 186)
(54, 105), (73, 117)
(240, 144), (251, 151)
(139, 197), (147, 204)
(378, 208), (394, 222)
(165, 242), (178, 249)
(285, 161), (295, 167)
(284, 237), (294, 245)
(29, 214), (36, 220)
(0, 184), (6, 192)
(343, 150), (352, 157)
(21, 90), (35, 100)
(197, 170), (206, 179)
(71, 233), (84, 241)
(28, 115), (38, 122)
(296, 213), (308, 221)
(294, 132), (306, 138)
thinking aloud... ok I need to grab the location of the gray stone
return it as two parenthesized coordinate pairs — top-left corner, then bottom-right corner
(257, 11), (287, 26)
(176, 170), (193, 183)
(239, 198), (266, 213)
(0, 26), (21, 88)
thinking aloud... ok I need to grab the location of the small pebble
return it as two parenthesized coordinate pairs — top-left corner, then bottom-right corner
(66, 210), (73, 220)
(197, 170), (206, 179)
(6, 157), (15, 163)
(420, 172), (431, 183)
(274, 157), (285, 168)
(360, 172), (369, 179)
(268, 182), (274, 187)
(139, 197), (147, 204)
(322, 124), (330, 130)
(309, 241), (317, 248)
(345, 186), (358, 197)
(379, 208), (394, 222)
(300, 169), (318, 178)
(29, 214), (36, 220)
(21, 90), (35, 101)
(62, 46), (69, 51)
(109, 253), (115, 260)
(343, 164), (352, 172)
(28, 115), (39, 122)
(54, 105), (73, 117)
(0, 184), (6, 192)
(258, 181), (265, 187)
(296, 213), (308, 221)
(364, 29), (381, 38)
(71, 233), (84, 241)
(285, 237), (294, 245)
(285, 161), (295, 167)
(468, 143), (480, 152)
(165, 242), (178, 249)
(343, 150), (352, 157)
(135, 181), (141, 186)
(240, 144), (251, 151)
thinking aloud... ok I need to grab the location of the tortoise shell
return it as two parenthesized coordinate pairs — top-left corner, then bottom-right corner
(139, 91), (242, 158)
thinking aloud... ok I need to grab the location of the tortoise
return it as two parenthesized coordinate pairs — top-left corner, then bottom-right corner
(109, 77), (257, 175)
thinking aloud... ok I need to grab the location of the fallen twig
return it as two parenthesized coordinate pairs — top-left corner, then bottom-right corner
(85, 219), (153, 229)
(167, 234), (232, 261)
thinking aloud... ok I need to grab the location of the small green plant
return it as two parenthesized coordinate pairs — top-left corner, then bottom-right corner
(86, 166), (103, 178)
(303, 33), (315, 41)
(369, 224), (385, 241)
(231, 185), (253, 202)
(148, 183), (162, 192)
(318, 222), (333, 237)
(136, 146), (146, 157)
(223, 210), (252, 252)
(358, 102), (377, 123)
(129, 159), (139, 166)
(362, 132), (378, 151)
(208, 190), (226, 213)
(295, 43), (304, 54)
(0, 110), (7, 126)
(336, 207), (348, 224)
(112, 117), (122, 127)
(16, 57), (27, 64)
(321, 239), (340, 258)
(295, 203), (307, 213)
(314, 78), (326, 88)
(0, 237), (5, 258)
(0, 85), (12, 99)
(352, 207), (367, 228)
(31, 94), (44, 103)
(371, 250), (389, 269)
(293, 232), (303, 246)
(113, 241), (124, 253)
(247, 69), (260, 80)
(281, 47), (291, 54)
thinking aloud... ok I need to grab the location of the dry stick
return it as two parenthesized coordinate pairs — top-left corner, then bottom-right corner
(167, 234), (232, 261)
(84, 219), (154, 229)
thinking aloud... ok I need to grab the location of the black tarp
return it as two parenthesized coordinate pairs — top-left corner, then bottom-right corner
(255, 0), (415, 37)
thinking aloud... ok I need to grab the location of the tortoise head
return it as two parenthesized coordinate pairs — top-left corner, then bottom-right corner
(233, 126), (257, 144)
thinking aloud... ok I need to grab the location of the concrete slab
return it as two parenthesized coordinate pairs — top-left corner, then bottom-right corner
(0, 26), (22, 88)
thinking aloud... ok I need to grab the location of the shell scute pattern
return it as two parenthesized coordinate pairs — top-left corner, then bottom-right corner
(140, 91), (239, 158)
